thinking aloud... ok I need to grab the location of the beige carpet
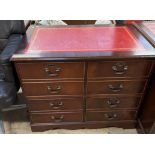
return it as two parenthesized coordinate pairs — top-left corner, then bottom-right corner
(2, 108), (137, 134)
(3, 121), (137, 134)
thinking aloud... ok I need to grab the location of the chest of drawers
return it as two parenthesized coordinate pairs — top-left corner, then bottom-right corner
(12, 25), (155, 132)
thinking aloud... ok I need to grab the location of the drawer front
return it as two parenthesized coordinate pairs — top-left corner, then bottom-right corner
(88, 61), (152, 78)
(86, 111), (136, 121)
(30, 112), (83, 124)
(86, 96), (141, 110)
(28, 98), (84, 112)
(87, 80), (147, 95)
(22, 81), (84, 96)
(16, 62), (84, 80)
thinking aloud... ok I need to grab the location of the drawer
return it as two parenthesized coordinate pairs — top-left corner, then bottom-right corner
(22, 81), (84, 96)
(28, 98), (84, 112)
(30, 112), (83, 124)
(86, 110), (137, 121)
(87, 80), (147, 95)
(16, 62), (84, 80)
(88, 61), (152, 78)
(86, 95), (141, 110)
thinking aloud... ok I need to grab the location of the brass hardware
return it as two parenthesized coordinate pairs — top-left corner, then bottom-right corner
(51, 115), (64, 122)
(104, 113), (117, 120)
(44, 64), (62, 77)
(47, 85), (61, 94)
(112, 62), (128, 75)
(108, 84), (123, 92)
(49, 101), (63, 109)
(106, 98), (120, 108)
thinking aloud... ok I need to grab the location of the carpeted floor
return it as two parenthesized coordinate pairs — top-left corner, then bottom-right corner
(3, 121), (137, 134)
(2, 108), (137, 134)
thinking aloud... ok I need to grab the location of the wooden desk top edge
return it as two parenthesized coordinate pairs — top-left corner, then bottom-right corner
(12, 25), (155, 62)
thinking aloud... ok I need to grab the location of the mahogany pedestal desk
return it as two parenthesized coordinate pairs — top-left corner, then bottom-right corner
(12, 25), (155, 132)
(133, 21), (155, 133)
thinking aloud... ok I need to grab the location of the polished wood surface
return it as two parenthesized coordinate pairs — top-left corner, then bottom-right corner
(63, 20), (96, 25)
(88, 60), (152, 79)
(16, 62), (85, 80)
(30, 111), (83, 124)
(12, 25), (155, 132)
(138, 73), (155, 133)
(30, 120), (137, 131)
(134, 21), (155, 47)
(22, 81), (84, 96)
(86, 95), (141, 110)
(12, 25), (155, 61)
(27, 98), (84, 112)
(86, 110), (136, 121)
(87, 80), (147, 95)
(133, 21), (155, 133)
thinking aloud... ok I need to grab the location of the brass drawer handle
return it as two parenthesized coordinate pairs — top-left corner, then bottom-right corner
(47, 85), (61, 94)
(108, 84), (123, 92)
(44, 64), (62, 77)
(51, 115), (64, 122)
(104, 113), (117, 120)
(112, 62), (128, 75)
(106, 98), (120, 108)
(49, 101), (63, 109)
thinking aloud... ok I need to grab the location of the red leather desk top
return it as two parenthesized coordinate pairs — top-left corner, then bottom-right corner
(26, 26), (145, 53)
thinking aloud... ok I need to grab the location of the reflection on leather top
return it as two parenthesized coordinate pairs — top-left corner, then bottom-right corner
(26, 26), (145, 52)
